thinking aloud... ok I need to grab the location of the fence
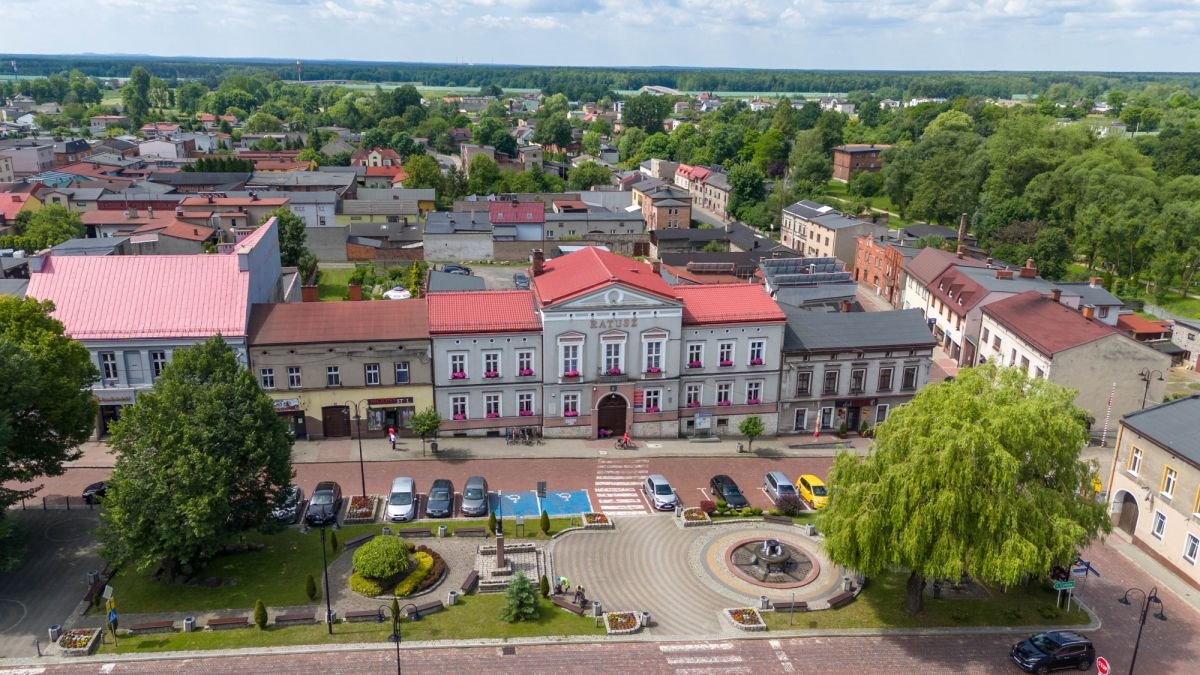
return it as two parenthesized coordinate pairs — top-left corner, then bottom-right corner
(13, 495), (101, 511)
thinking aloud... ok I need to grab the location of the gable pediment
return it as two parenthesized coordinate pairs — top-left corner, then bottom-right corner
(546, 283), (681, 311)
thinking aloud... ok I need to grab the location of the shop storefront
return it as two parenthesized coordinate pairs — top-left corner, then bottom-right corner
(94, 389), (136, 439)
(834, 397), (877, 433)
(366, 397), (416, 436)
(273, 398), (308, 440)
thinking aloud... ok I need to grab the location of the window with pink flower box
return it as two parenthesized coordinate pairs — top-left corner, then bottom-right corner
(449, 353), (467, 380)
(562, 392), (579, 417)
(518, 391), (534, 415)
(451, 395), (467, 420)
(686, 342), (703, 368)
(485, 393), (501, 418)
(686, 383), (702, 407)
(716, 382), (731, 405)
(517, 350), (535, 376)
(643, 388), (661, 413)
(745, 380), (762, 405)
(748, 339), (765, 365)
(718, 341), (735, 367)
(483, 351), (500, 378)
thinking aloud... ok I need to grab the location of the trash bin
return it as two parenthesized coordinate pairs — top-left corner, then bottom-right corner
(326, 610), (337, 624)
(738, 443), (745, 453)
(803, 523), (816, 536)
(592, 600), (603, 618)
(48, 625), (62, 642)
(843, 577), (853, 592)
(382, 526), (392, 536)
(447, 590), (459, 606)
(437, 525), (448, 538)
(429, 441), (438, 454)
(640, 611), (651, 628)
(87, 571), (99, 586)
(184, 616), (196, 633)
(760, 595), (770, 610)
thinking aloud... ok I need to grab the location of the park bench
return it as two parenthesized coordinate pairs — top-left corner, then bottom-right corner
(398, 528), (436, 538)
(550, 596), (586, 616)
(274, 613), (316, 626)
(411, 600), (444, 617)
(345, 533), (374, 549)
(762, 514), (794, 526)
(460, 570), (480, 594)
(345, 610), (381, 623)
(454, 527), (488, 537)
(206, 616), (250, 630)
(827, 591), (856, 609)
(771, 600), (807, 612)
(128, 620), (175, 635)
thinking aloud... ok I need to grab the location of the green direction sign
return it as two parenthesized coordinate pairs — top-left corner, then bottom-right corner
(1053, 581), (1075, 590)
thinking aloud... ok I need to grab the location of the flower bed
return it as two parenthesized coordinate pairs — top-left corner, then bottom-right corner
(563, 370), (580, 378)
(724, 607), (767, 632)
(583, 512), (613, 530)
(344, 495), (378, 524)
(604, 611), (642, 635)
(58, 628), (101, 656)
(680, 507), (711, 527)
(519, 368), (535, 376)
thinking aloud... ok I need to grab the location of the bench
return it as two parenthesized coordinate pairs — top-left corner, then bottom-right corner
(274, 613), (316, 626)
(397, 528), (436, 538)
(827, 591), (856, 609)
(762, 514), (794, 526)
(771, 600), (807, 612)
(460, 570), (480, 594)
(410, 600), (444, 617)
(345, 609), (381, 623)
(455, 527), (488, 537)
(550, 595), (586, 616)
(345, 533), (375, 549)
(128, 620), (175, 635)
(206, 616), (250, 630)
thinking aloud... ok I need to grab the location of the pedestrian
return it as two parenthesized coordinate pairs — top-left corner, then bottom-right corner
(558, 576), (569, 595)
(388, 426), (396, 449)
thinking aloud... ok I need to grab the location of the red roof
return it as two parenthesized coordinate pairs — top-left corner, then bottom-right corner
(675, 284), (786, 325)
(983, 291), (1117, 356)
(533, 247), (677, 306)
(249, 300), (429, 345)
(427, 291), (541, 334)
(82, 209), (178, 228)
(676, 164), (711, 182)
(140, 122), (180, 132)
(365, 165), (409, 181)
(490, 201), (545, 224)
(903, 247), (987, 286)
(197, 113), (216, 122)
(0, 194), (31, 220)
(1118, 313), (1171, 336)
(131, 220), (216, 242)
(179, 196), (289, 208)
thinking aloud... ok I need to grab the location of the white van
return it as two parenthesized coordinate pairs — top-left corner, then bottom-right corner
(386, 476), (417, 522)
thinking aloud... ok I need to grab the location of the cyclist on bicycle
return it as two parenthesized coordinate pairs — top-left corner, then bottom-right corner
(620, 431), (631, 449)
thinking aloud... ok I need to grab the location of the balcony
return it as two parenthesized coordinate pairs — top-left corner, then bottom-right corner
(598, 367), (628, 383)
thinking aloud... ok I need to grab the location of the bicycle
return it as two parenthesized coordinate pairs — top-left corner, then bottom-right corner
(614, 438), (637, 450)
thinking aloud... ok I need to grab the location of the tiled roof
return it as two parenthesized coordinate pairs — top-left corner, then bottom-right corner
(248, 299), (429, 345)
(490, 201), (545, 224)
(533, 246), (677, 306)
(365, 165), (409, 180)
(1121, 395), (1200, 468)
(903, 247), (987, 286)
(81, 209), (178, 228)
(427, 291), (541, 334)
(675, 284), (786, 325)
(26, 254), (251, 340)
(132, 220), (216, 241)
(179, 196), (289, 208)
(783, 307), (936, 351)
(1117, 313), (1171, 336)
(0, 193), (31, 219)
(982, 291), (1117, 356)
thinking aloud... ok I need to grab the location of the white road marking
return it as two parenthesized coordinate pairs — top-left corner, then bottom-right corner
(659, 643), (735, 652)
(100, 666), (116, 674)
(673, 668), (751, 675)
(666, 656), (745, 665)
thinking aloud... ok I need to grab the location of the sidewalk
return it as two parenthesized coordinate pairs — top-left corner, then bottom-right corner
(1106, 528), (1200, 614)
(67, 433), (873, 469)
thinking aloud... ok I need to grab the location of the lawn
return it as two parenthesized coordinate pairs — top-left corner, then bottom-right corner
(393, 516), (581, 540)
(764, 572), (1090, 631)
(821, 180), (912, 226)
(100, 595), (604, 653)
(317, 267), (356, 301)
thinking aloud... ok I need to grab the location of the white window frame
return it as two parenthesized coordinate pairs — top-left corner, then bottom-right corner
(1151, 510), (1167, 540)
(748, 339), (765, 365)
(1185, 533), (1199, 565)
(518, 391), (534, 414)
(644, 388), (662, 412)
(365, 363), (381, 386)
(100, 352), (118, 381)
(394, 361), (409, 384)
(877, 367), (893, 391)
(602, 334), (626, 374)
(902, 365), (919, 390)
(716, 382), (732, 404)
(259, 368), (275, 390)
(793, 408), (808, 431)
(1128, 447), (1142, 476)
(562, 392), (580, 416)
(287, 366), (302, 389)
(850, 368), (867, 394)
(685, 383), (702, 406)
(686, 342), (704, 367)
(559, 340), (581, 377)
(485, 393), (501, 418)
(745, 380), (762, 404)
(718, 340), (735, 366)
(820, 406), (834, 429)
(643, 338), (664, 373)
(326, 366), (341, 387)
(1163, 467), (1178, 498)
(483, 351), (501, 377)
(823, 369), (839, 395)
(451, 394), (468, 419)
(517, 350), (534, 375)
(796, 371), (812, 396)
(875, 404), (890, 424)
(150, 350), (167, 380)
(449, 352), (467, 379)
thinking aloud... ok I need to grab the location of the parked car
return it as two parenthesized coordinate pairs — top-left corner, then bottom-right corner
(764, 471), (797, 503)
(512, 271), (530, 290)
(385, 477), (417, 522)
(304, 481), (343, 526)
(795, 474), (829, 509)
(383, 286), (412, 300)
(425, 479), (454, 518)
(443, 264), (472, 276)
(461, 475), (489, 517)
(709, 474), (749, 509)
(642, 474), (678, 511)
(82, 481), (108, 505)
(272, 484), (304, 523)
(1010, 631), (1095, 673)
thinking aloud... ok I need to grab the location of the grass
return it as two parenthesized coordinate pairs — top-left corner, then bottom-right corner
(764, 572), (1091, 630)
(393, 516), (581, 540)
(100, 595), (604, 653)
(317, 267), (357, 301)
(820, 180), (913, 226)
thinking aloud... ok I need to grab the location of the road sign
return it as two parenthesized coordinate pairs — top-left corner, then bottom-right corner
(1096, 656), (1109, 675)
(105, 598), (116, 612)
(1053, 581), (1075, 590)
(107, 609), (118, 625)
(102, 585), (114, 600)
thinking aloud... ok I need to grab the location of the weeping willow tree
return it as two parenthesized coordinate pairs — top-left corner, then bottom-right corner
(819, 364), (1109, 613)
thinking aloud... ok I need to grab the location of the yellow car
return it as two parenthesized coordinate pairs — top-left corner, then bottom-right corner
(795, 474), (829, 509)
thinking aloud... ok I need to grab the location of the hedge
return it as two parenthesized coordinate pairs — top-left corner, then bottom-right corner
(393, 552), (434, 597)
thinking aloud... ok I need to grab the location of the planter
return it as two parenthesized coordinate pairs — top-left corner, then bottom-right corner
(518, 369), (535, 377)
(344, 495), (378, 524)
(563, 411), (579, 418)
(719, 360), (734, 367)
(563, 371), (580, 378)
(58, 627), (101, 657)
(750, 359), (764, 366)
(519, 410), (534, 417)
(680, 507), (711, 528)
(746, 399), (761, 405)
(687, 402), (701, 408)
(484, 372), (499, 379)
(451, 372), (467, 380)
(687, 362), (703, 369)
(583, 512), (614, 530)
(452, 414), (466, 421)
(646, 367), (661, 374)
(486, 413), (500, 419)
(606, 369), (623, 376)
(644, 407), (660, 413)
(604, 611), (642, 635)
(717, 401), (732, 407)
(724, 607), (767, 632)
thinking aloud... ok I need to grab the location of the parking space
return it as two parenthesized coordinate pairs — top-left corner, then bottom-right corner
(489, 490), (540, 518)
(466, 263), (526, 291)
(538, 489), (593, 516)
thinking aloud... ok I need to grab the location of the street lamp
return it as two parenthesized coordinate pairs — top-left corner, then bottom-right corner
(344, 399), (369, 497)
(1138, 368), (1164, 409)
(377, 601), (420, 675)
(1117, 586), (1166, 674)
(318, 523), (336, 635)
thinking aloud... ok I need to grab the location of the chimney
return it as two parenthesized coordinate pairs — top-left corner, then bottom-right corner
(995, 268), (1014, 280)
(175, 205), (183, 217)
(956, 212), (967, 249)
(840, 299), (852, 313)
(1089, 276), (1102, 288)
(251, 191), (259, 201)
(532, 248), (545, 276)
(1019, 258), (1037, 279)
(1082, 306), (1095, 321)
(651, 260), (661, 274)
(1050, 288), (1062, 303)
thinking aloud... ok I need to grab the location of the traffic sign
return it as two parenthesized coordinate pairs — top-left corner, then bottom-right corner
(1053, 581), (1075, 590)
(105, 598), (116, 612)
(1096, 656), (1109, 675)
(102, 585), (114, 600)
(107, 609), (118, 625)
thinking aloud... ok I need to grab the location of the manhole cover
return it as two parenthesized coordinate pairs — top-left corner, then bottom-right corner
(500, 646), (517, 656)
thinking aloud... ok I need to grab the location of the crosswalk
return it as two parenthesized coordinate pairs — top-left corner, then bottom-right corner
(593, 457), (650, 514)
(660, 643), (751, 674)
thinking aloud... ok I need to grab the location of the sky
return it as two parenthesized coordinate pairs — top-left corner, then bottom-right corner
(5, 0), (1200, 71)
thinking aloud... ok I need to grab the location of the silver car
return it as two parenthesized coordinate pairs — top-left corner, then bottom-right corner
(642, 474), (678, 511)
(764, 471), (798, 503)
(385, 477), (417, 522)
(461, 475), (489, 517)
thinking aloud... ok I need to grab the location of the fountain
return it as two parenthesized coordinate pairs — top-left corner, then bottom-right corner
(727, 538), (817, 587)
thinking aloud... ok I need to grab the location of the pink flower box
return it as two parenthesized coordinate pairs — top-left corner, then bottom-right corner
(453, 414), (466, 420)
(519, 409), (534, 416)
(687, 361), (703, 368)
(719, 360), (734, 367)
(687, 401), (701, 408)
(484, 371), (499, 378)
(717, 400), (731, 407)
(564, 370), (580, 378)
(750, 358), (764, 365)
(486, 412), (499, 418)
(644, 406), (660, 413)
(564, 410), (579, 417)
(646, 367), (661, 373)
(451, 372), (466, 380)
(607, 367), (622, 375)
(747, 398), (761, 405)
(519, 368), (534, 376)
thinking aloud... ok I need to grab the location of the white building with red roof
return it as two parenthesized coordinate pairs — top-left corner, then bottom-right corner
(26, 218), (291, 437)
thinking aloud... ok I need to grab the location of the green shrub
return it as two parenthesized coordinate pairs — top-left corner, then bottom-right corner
(352, 536), (412, 580)
(1038, 606), (1060, 620)
(739, 507), (752, 517)
(329, 530), (339, 551)
(539, 574), (550, 598)
(349, 572), (385, 597)
(716, 500), (728, 509)
(254, 599), (267, 629)
(393, 552), (434, 597)
(750, 507), (763, 516)
(539, 510), (550, 535)
(305, 574), (318, 601)
(412, 546), (446, 595)
(775, 495), (805, 517)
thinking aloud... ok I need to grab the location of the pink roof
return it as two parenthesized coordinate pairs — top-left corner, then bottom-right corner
(490, 201), (545, 224)
(427, 291), (541, 334)
(0, 194), (30, 219)
(26, 255), (251, 340)
(533, 247), (676, 306)
(675, 284), (786, 325)
(982, 291), (1117, 356)
(179, 196), (288, 208)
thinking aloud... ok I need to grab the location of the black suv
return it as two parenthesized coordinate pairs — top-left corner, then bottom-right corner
(1010, 631), (1094, 673)
(709, 474), (749, 509)
(304, 481), (342, 526)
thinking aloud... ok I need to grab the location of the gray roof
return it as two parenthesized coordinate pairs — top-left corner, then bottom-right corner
(1121, 395), (1200, 468)
(51, 237), (129, 255)
(318, 165), (366, 177)
(813, 213), (871, 230)
(773, 283), (858, 308)
(760, 256), (852, 288)
(44, 187), (107, 201)
(705, 172), (730, 190)
(147, 171), (251, 187)
(347, 222), (423, 242)
(98, 187), (181, 202)
(427, 270), (487, 292)
(783, 308), (938, 352)
(83, 153), (141, 168)
(0, 279), (28, 298)
(248, 172), (356, 189)
(1055, 282), (1123, 308)
(93, 138), (137, 152)
(252, 190), (336, 205)
(424, 211), (492, 234)
(546, 211), (641, 224)
(651, 228), (727, 242)
(955, 265), (1055, 293)
(357, 188), (437, 202)
(782, 200), (836, 220)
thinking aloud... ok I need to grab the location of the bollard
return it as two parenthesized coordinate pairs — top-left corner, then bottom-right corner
(33, 638), (41, 657)
(429, 441), (438, 454)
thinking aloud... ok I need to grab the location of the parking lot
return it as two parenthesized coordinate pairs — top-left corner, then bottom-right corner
(438, 261), (526, 291)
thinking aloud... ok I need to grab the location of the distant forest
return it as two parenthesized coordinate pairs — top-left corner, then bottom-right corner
(4, 53), (1200, 101)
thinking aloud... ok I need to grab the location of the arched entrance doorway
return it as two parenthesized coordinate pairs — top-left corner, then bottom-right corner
(1117, 491), (1140, 535)
(596, 394), (627, 439)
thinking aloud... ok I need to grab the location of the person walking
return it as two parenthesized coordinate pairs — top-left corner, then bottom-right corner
(388, 426), (397, 449)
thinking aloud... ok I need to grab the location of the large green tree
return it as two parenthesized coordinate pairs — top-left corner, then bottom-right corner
(623, 93), (669, 134)
(267, 207), (308, 267)
(24, 205), (84, 245)
(98, 337), (293, 575)
(567, 161), (612, 191)
(820, 365), (1109, 613)
(121, 66), (151, 125)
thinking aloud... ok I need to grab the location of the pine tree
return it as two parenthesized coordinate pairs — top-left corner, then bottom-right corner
(501, 572), (540, 623)
(539, 510), (550, 535)
(254, 599), (268, 629)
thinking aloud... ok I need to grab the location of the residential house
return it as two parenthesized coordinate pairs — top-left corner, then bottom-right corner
(126, 220), (218, 255)
(176, 194), (289, 236)
(1107, 396), (1200, 591)
(363, 165), (408, 188)
(280, 191), (337, 228)
(780, 200), (885, 267)
(1117, 314), (1173, 344)
(140, 122), (181, 139)
(0, 154), (13, 183)
(38, 187), (106, 212)
(25, 219), (288, 438)
(246, 170), (357, 198)
(248, 300), (432, 440)
(82, 207), (182, 239)
(639, 158), (679, 181)
(351, 147), (402, 167)
(979, 290), (1169, 425)
(424, 211), (493, 261)
(656, 251), (768, 286)
(780, 307), (936, 435)
(518, 146), (544, 171)
(1054, 278), (1124, 327)
(91, 138), (139, 159)
(0, 192), (41, 231)
(1171, 319), (1200, 371)
(897, 223), (974, 248)
(50, 237), (132, 256)
(144, 171), (251, 193)
(0, 140), (55, 176)
(320, 136), (355, 157)
(138, 137), (194, 160)
(855, 234), (920, 308)
(831, 144), (889, 183)
(631, 182), (691, 231)
(698, 171), (732, 221)
(89, 115), (130, 135)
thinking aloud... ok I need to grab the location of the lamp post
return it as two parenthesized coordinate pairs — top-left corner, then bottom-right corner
(1118, 586), (1166, 674)
(377, 602), (420, 675)
(318, 524), (334, 635)
(1138, 368), (1164, 409)
(344, 399), (368, 497)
